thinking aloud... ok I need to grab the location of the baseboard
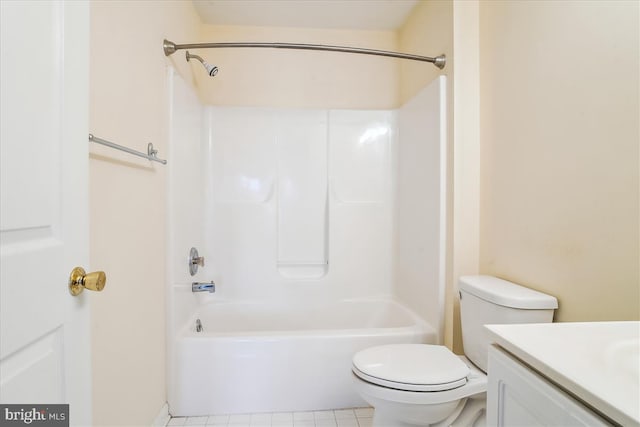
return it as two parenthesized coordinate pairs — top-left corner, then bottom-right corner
(151, 402), (170, 427)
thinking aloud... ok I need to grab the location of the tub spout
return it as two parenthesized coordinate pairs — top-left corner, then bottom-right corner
(192, 281), (215, 293)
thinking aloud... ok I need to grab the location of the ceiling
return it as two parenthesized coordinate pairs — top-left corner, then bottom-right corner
(192, 0), (419, 31)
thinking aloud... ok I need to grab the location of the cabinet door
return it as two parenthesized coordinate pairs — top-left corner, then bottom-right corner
(487, 345), (611, 426)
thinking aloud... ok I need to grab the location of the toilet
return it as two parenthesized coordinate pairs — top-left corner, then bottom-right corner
(352, 275), (558, 427)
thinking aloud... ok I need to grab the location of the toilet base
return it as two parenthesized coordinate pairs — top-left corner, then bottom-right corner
(370, 395), (486, 427)
(450, 396), (486, 427)
(369, 398), (461, 426)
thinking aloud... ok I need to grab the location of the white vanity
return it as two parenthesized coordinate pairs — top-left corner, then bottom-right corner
(486, 321), (639, 427)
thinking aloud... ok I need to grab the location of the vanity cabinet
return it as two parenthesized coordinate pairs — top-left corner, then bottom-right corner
(486, 345), (611, 426)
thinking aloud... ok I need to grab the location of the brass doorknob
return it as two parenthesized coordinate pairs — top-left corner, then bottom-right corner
(69, 266), (106, 296)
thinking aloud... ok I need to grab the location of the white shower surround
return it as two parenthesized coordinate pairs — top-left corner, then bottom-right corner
(167, 67), (447, 415)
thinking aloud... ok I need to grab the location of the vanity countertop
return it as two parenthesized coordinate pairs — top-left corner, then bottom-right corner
(486, 321), (639, 426)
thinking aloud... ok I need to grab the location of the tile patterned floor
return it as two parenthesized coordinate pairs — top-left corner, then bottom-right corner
(167, 408), (374, 427)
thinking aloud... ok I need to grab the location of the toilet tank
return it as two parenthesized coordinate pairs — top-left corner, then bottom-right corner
(459, 275), (558, 372)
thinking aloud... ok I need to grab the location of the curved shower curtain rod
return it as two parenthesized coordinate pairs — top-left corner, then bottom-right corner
(163, 39), (446, 69)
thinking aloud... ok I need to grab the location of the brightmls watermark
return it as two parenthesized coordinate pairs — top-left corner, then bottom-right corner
(0, 405), (68, 426)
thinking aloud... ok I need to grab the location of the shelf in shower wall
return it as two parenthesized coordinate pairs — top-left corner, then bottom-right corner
(277, 260), (329, 278)
(276, 110), (329, 280)
(277, 260), (329, 266)
(276, 262), (329, 279)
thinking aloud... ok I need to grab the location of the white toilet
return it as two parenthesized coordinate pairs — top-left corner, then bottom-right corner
(352, 275), (558, 427)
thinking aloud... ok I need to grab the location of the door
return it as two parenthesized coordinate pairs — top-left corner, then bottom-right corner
(0, 1), (91, 425)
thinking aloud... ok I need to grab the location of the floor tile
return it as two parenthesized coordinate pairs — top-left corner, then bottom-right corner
(272, 412), (294, 426)
(314, 411), (335, 420)
(207, 414), (229, 425)
(228, 414), (252, 425)
(272, 413), (293, 422)
(169, 406), (375, 427)
(333, 410), (356, 420)
(336, 418), (358, 427)
(186, 416), (209, 425)
(316, 419), (337, 427)
(354, 408), (374, 418)
(250, 413), (272, 426)
(251, 413), (272, 421)
(293, 412), (314, 421)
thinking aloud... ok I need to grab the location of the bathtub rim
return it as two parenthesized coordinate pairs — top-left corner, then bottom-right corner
(177, 295), (436, 339)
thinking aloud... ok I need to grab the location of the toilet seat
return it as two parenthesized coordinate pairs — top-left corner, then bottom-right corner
(352, 344), (470, 392)
(352, 355), (488, 406)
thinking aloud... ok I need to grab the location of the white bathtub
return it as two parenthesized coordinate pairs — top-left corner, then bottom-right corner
(170, 298), (436, 416)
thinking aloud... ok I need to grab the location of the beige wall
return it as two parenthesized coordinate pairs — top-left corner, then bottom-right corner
(478, 1), (639, 321)
(89, 1), (200, 425)
(193, 25), (399, 109)
(399, 0), (452, 105)
(398, 0), (457, 348)
(451, 0), (480, 353)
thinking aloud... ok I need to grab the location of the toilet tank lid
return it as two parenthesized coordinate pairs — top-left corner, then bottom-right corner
(459, 275), (558, 310)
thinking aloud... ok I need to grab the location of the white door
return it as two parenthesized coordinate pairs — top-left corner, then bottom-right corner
(0, 1), (92, 425)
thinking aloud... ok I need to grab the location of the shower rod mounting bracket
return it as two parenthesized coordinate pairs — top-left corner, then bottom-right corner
(164, 39), (177, 56)
(163, 39), (446, 70)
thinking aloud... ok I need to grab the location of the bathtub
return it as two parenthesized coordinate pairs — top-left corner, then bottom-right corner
(170, 297), (436, 416)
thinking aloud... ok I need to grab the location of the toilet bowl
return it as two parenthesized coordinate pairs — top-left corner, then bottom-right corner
(352, 344), (486, 426)
(352, 275), (558, 427)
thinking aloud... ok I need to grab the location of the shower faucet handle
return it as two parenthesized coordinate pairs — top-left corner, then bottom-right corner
(189, 247), (204, 276)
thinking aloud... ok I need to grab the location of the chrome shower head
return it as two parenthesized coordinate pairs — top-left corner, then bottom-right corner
(186, 51), (219, 77)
